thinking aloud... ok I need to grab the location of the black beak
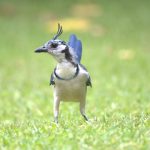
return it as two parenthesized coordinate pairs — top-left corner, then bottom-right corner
(35, 46), (48, 53)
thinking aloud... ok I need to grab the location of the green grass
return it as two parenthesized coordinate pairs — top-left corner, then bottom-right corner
(0, 0), (150, 149)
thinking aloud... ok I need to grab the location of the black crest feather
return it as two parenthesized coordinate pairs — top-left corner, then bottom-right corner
(53, 23), (63, 40)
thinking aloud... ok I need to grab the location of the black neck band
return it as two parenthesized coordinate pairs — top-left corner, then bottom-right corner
(54, 65), (79, 81)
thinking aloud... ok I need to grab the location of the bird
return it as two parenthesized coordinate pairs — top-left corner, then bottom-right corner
(35, 24), (92, 123)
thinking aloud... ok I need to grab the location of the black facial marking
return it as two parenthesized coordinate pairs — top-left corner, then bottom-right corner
(51, 43), (58, 48)
(61, 46), (72, 62)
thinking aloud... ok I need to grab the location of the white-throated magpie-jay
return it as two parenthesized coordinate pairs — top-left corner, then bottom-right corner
(35, 24), (92, 123)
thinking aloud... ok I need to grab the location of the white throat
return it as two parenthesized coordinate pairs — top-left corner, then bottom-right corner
(56, 62), (77, 79)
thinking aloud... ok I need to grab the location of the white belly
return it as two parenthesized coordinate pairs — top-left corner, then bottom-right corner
(54, 73), (87, 102)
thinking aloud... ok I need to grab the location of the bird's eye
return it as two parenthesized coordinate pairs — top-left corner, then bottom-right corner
(61, 41), (66, 45)
(51, 43), (58, 48)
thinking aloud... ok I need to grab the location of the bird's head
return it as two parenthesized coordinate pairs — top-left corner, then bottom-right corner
(35, 24), (75, 63)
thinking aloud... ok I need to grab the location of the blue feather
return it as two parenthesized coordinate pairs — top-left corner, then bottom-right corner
(68, 34), (82, 63)
(68, 34), (77, 50)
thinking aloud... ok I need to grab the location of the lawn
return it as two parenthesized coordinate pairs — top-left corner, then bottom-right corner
(0, 0), (150, 149)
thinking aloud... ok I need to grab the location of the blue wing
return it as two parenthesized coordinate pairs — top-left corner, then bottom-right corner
(68, 34), (82, 63)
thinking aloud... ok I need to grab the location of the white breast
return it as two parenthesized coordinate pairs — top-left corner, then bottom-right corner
(53, 64), (89, 102)
(56, 62), (77, 79)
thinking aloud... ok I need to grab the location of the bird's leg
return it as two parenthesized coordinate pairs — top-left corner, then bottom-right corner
(53, 97), (60, 123)
(80, 100), (88, 121)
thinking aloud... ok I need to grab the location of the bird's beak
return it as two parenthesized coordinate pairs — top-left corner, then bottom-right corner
(35, 46), (48, 53)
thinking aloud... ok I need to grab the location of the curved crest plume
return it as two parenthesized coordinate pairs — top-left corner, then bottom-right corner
(53, 23), (63, 40)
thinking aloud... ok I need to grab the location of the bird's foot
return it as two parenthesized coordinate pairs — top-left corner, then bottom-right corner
(83, 115), (88, 121)
(54, 117), (58, 124)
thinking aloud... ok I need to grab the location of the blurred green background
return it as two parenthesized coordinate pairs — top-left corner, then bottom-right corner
(0, 0), (150, 149)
